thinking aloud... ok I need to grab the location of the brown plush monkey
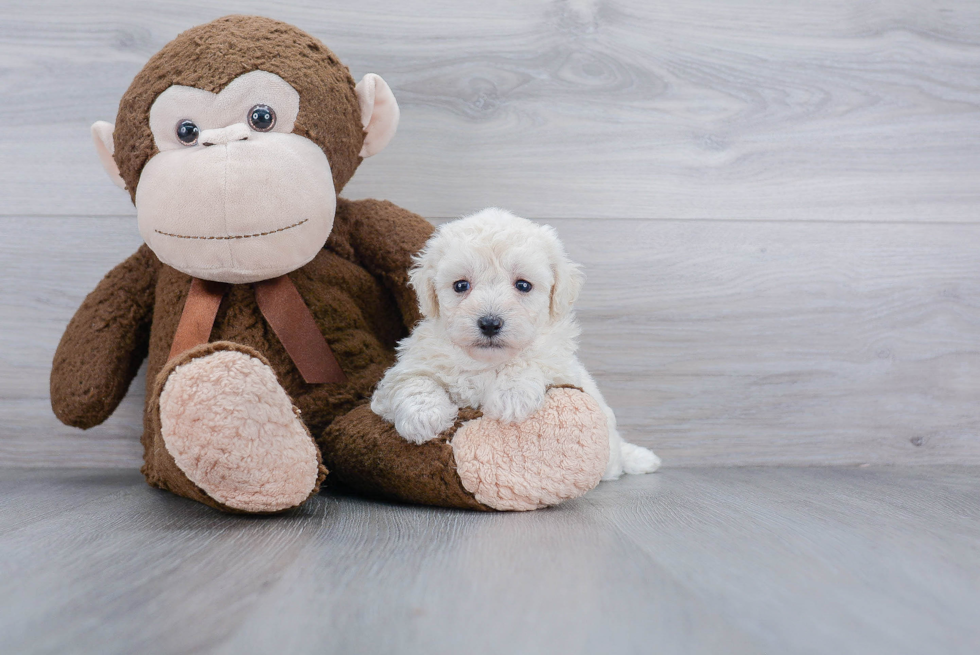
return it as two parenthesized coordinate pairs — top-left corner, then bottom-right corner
(51, 15), (609, 513)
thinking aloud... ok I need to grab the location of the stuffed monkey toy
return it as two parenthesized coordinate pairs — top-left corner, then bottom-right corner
(51, 15), (610, 513)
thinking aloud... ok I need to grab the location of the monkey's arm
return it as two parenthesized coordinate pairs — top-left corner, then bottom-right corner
(51, 244), (159, 429)
(335, 198), (434, 329)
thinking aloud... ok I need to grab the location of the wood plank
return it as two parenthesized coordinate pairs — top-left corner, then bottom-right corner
(214, 493), (759, 655)
(1, 0), (979, 220)
(560, 218), (980, 466)
(0, 467), (978, 654)
(0, 478), (339, 654)
(595, 467), (980, 655)
(3, 216), (978, 468)
(0, 469), (760, 655)
(0, 468), (143, 536)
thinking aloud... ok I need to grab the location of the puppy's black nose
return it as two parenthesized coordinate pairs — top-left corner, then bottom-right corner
(478, 315), (503, 337)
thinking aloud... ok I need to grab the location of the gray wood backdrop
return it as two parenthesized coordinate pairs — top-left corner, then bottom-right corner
(2, 0), (978, 468)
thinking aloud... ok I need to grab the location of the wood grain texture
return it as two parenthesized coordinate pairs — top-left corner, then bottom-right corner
(0, 467), (978, 654)
(1, 0), (979, 220)
(561, 218), (980, 466)
(3, 216), (978, 468)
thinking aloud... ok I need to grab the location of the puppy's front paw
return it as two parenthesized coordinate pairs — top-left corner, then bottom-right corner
(394, 396), (458, 444)
(482, 383), (547, 424)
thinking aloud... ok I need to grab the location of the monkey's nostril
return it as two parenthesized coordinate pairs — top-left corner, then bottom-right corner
(477, 315), (503, 337)
(198, 124), (250, 147)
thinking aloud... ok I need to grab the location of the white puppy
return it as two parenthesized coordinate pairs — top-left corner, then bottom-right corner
(371, 208), (660, 480)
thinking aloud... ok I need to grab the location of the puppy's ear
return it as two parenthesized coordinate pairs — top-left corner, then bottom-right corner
(548, 230), (585, 320)
(409, 250), (440, 319)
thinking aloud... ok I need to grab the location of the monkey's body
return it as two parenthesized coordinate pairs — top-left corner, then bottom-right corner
(55, 198), (445, 511)
(50, 15), (611, 513)
(142, 199), (422, 438)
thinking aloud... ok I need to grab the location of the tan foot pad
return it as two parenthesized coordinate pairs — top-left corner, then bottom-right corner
(452, 388), (609, 511)
(159, 349), (320, 512)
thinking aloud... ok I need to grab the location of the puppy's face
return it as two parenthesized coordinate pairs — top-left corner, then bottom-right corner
(411, 209), (583, 365)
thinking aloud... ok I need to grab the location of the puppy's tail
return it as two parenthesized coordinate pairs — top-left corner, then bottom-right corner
(621, 442), (662, 475)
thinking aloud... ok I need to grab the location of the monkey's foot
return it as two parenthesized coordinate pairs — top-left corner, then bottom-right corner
(451, 387), (609, 511)
(158, 344), (322, 512)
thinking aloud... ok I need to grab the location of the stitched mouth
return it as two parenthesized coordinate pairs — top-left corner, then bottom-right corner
(155, 218), (308, 240)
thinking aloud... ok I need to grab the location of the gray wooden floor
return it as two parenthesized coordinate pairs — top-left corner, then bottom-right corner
(1, 466), (977, 655)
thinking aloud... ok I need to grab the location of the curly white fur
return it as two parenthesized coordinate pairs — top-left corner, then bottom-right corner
(371, 208), (660, 480)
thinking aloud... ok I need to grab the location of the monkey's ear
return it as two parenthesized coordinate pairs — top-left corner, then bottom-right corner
(91, 121), (126, 189)
(355, 74), (399, 158)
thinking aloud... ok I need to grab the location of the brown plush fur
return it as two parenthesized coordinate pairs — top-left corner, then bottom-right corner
(321, 405), (491, 510)
(112, 15), (364, 201)
(51, 245), (158, 429)
(53, 200), (428, 456)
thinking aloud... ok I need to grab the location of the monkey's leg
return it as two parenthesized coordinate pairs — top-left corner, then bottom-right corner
(143, 342), (326, 513)
(318, 387), (608, 511)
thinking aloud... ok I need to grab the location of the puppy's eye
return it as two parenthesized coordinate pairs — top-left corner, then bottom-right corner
(248, 105), (276, 132)
(175, 120), (199, 146)
(515, 279), (532, 293)
(453, 280), (470, 293)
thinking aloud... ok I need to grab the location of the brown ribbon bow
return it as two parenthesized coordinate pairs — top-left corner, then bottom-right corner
(168, 275), (347, 385)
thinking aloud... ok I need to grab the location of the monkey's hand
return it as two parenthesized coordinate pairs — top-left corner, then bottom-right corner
(50, 245), (158, 429)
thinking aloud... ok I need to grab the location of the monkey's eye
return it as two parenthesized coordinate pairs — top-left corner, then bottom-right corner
(453, 280), (470, 293)
(175, 120), (199, 146)
(515, 280), (533, 293)
(248, 105), (276, 132)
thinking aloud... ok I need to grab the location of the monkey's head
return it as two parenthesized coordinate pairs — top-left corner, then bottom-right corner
(92, 16), (399, 283)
